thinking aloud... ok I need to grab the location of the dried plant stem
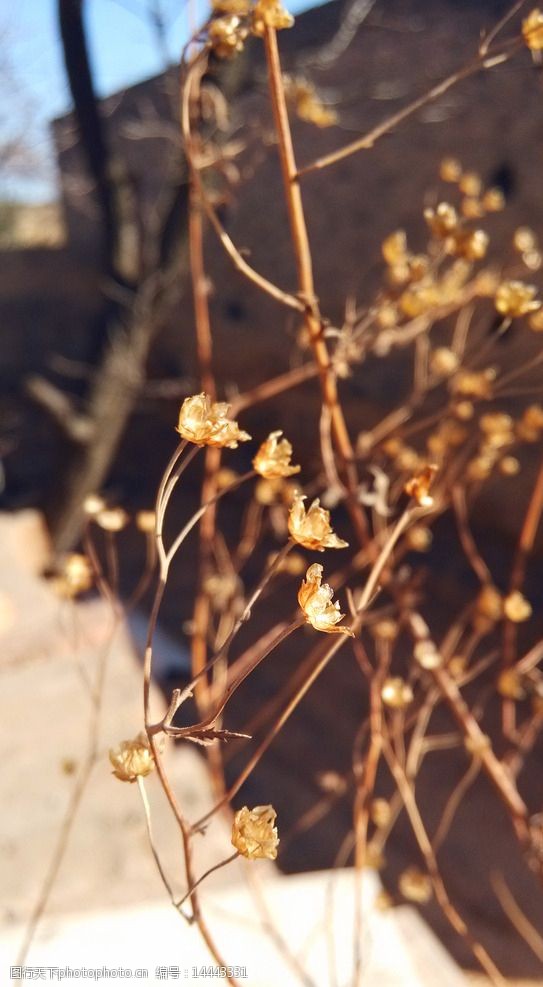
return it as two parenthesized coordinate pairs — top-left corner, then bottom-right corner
(382, 734), (508, 986)
(263, 26), (369, 548)
(491, 870), (543, 962)
(176, 851), (240, 909)
(297, 41), (520, 176)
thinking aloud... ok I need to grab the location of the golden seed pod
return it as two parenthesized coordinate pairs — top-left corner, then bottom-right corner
(298, 563), (353, 635)
(414, 640), (442, 670)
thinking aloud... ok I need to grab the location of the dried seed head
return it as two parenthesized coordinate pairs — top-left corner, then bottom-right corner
(109, 732), (155, 782)
(424, 202), (459, 238)
(513, 227), (538, 253)
(231, 804), (279, 860)
(208, 15), (248, 57)
(298, 563), (353, 635)
(482, 187), (505, 212)
(370, 798), (392, 828)
(451, 368), (495, 399)
(404, 465), (437, 507)
(476, 584), (503, 622)
(499, 456), (521, 477)
(83, 494), (106, 516)
(414, 640), (442, 670)
(251, 0), (294, 35)
(53, 553), (94, 598)
(382, 230), (408, 266)
(405, 524), (433, 552)
(495, 280), (540, 318)
(371, 618), (399, 641)
(459, 171), (482, 197)
(253, 431), (300, 479)
(288, 495), (348, 551)
(177, 393), (251, 447)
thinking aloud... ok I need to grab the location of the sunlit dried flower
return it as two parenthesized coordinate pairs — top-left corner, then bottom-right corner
(495, 280), (540, 318)
(177, 393), (250, 448)
(96, 507), (129, 532)
(136, 510), (156, 533)
(439, 157), (462, 182)
(298, 563), (354, 635)
(288, 495), (348, 550)
(404, 465), (437, 507)
(523, 8), (543, 50)
(231, 804), (279, 860)
(430, 347), (459, 378)
(381, 677), (413, 709)
(83, 494), (106, 516)
(399, 867), (432, 903)
(284, 75), (338, 127)
(503, 591), (532, 623)
(251, 0), (294, 35)
(370, 798), (392, 828)
(497, 668), (527, 701)
(253, 431), (300, 479)
(109, 732), (154, 782)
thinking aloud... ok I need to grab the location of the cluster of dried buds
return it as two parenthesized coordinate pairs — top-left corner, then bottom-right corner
(283, 75), (338, 128)
(208, 0), (293, 58)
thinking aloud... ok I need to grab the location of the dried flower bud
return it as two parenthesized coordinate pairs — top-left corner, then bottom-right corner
(453, 400), (474, 421)
(53, 553), (94, 598)
(430, 347), (459, 377)
(461, 197), (485, 220)
(371, 618), (399, 641)
(476, 584), (503, 622)
(404, 465), (437, 507)
(449, 228), (489, 261)
(136, 510), (156, 533)
(381, 677), (413, 709)
(424, 202), (458, 238)
(253, 431), (300, 479)
(523, 8), (543, 50)
(251, 0), (294, 35)
(288, 495), (348, 551)
(109, 732), (155, 782)
(503, 591), (532, 623)
(514, 227), (538, 253)
(298, 563), (353, 635)
(208, 15), (248, 57)
(439, 157), (462, 183)
(414, 640), (442, 670)
(231, 804), (279, 860)
(284, 76), (338, 128)
(451, 368), (495, 399)
(459, 171), (482, 197)
(96, 507), (129, 532)
(382, 230), (408, 266)
(495, 280), (540, 318)
(482, 188), (505, 212)
(399, 867), (432, 903)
